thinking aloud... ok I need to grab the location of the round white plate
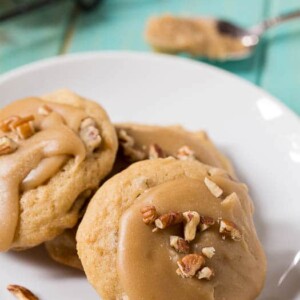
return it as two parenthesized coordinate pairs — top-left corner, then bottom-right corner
(0, 52), (299, 300)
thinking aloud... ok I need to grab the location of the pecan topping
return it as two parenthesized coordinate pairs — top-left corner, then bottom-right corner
(183, 211), (200, 241)
(9, 115), (35, 130)
(6, 115), (36, 140)
(219, 219), (242, 241)
(176, 145), (196, 161)
(0, 116), (21, 132)
(118, 129), (146, 162)
(204, 177), (223, 198)
(155, 211), (183, 229)
(15, 122), (35, 140)
(0, 136), (18, 155)
(177, 254), (205, 278)
(170, 236), (190, 253)
(140, 205), (158, 225)
(202, 247), (215, 259)
(197, 267), (215, 280)
(38, 104), (52, 116)
(79, 118), (102, 153)
(7, 284), (39, 300)
(148, 144), (165, 159)
(199, 216), (215, 232)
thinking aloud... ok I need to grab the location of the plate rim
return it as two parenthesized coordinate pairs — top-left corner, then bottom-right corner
(0, 50), (299, 125)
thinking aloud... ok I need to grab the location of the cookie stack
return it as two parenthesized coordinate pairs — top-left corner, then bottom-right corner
(0, 90), (266, 300)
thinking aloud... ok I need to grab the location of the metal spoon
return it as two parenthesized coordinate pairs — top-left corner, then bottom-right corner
(216, 10), (300, 60)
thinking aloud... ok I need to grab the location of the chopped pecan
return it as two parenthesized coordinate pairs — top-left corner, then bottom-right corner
(38, 104), (52, 116)
(183, 211), (200, 242)
(9, 115), (35, 130)
(219, 219), (242, 241)
(79, 118), (102, 153)
(118, 129), (146, 162)
(202, 247), (215, 259)
(0, 136), (18, 155)
(177, 254), (205, 278)
(8, 115), (35, 139)
(148, 144), (165, 159)
(140, 205), (158, 225)
(0, 116), (21, 132)
(197, 267), (215, 280)
(170, 236), (190, 253)
(199, 216), (215, 232)
(204, 177), (223, 198)
(155, 211), (183, 229)
(118, 129), (134, 146)
(7, 284), (39, 300)
(15, 122), (35, 139)
(176, 145), (196, 161)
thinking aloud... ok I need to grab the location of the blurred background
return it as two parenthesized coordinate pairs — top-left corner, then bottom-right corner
(0, 0), (299, 115)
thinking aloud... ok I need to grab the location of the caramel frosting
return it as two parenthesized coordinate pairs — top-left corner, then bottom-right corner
(146, 15), (248, 60)
(45, 123), (234, 270)
(0, 98), (88, 251)
(118, 177), (266, 300)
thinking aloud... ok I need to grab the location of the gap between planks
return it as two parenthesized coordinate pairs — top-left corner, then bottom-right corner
(59, 5), (81, 55)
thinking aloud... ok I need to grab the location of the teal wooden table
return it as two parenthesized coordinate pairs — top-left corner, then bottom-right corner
(1, 0), (300, 115)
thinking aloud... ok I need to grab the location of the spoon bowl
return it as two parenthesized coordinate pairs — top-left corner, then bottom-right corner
(215, 10), (300, 60)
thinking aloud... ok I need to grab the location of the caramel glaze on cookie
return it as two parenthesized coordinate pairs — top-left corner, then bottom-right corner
(0, 90), (117, 252)
(77, 159), (266, 300)
(46, 122), (236, 269)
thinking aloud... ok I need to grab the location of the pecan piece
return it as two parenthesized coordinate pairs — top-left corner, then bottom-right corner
(183, 211), (200, 241)
(204, 177), (223, 198)
(38, 104), (52, 116)
(170, 236), (190, 253)
(9, 115), (35, 139)
(202, 247), (215, 259)
(199, 216), (215, 232)
(9, 115), (35, 130)
(148, 143), (165, 159)
(0, 136), (18, 155)
(197, 267), (215, 280)
(118, 129), (146, 162)
(7, 285), (39, 300)
(176, 145), (196, 161)
(0, 116), (21, 132)
(15, 122), (35, 139)
(140, 205), (158, 225)
(219, 219), (242, 241)
(177, 254), (205, 278)
(155, 211), (183, 229)
(79, 118), (102, 153)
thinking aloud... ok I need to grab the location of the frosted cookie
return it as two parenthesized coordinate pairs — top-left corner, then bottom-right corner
(77, 158), (266, 300)
(0, 89), (117, 251)
(45, 122), (236, 269)
(116, 123), (235, 177)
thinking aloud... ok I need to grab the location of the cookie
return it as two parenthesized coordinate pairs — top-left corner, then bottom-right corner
(45, 123), (236, 269)
(45, 226), (83, 270)
(116, 123), (235, 177)
(0, 89), (118, 252)
(77, 158), (266, 300)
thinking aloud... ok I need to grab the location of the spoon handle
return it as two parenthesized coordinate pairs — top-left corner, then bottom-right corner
(251, 10), (300, 36)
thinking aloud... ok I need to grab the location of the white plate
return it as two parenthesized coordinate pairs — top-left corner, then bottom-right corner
(0, 52), (299, 300)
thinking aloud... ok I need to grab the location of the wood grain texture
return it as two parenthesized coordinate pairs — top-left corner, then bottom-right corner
(0, 0), (299, 115)
(70, 0), (266, 83)
(259, 0), (300, 114)
(0, 1), (73, 73)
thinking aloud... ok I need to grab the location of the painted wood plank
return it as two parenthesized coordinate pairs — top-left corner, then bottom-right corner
(0, 1), (73, 73)
(259, 0), (300, 115)
(70, 0), (266, 83)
